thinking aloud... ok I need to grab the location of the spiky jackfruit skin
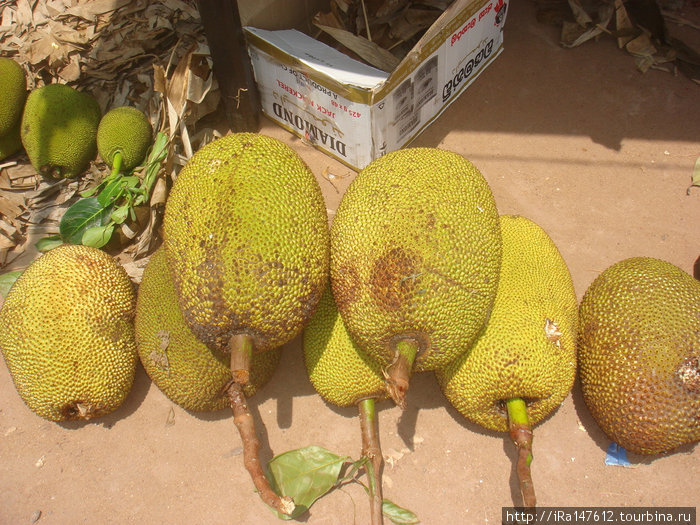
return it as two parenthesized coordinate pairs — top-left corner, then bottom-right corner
(0, 244), (137, 421)
(330, 148), (501, 373)
(436, 215), (578, 432)
(135, 249), (282, 411)
(0, 117), (22, 161)
(97, 106), (153, 171)
(304, 285), (386, 407)
(163, 133), (330, 354)
(0, 57), (26, 136)
(21, 83), (101, 178)
(578, 257), (700, 455)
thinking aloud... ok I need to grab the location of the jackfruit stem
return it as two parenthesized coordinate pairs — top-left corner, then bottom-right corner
(229, 334), (253, 385)
(506, 397), (536, 508)
(385, 339), (418, 409)
(226, 380), (296, 516)
(359, 398), (384, 525)
(110, 150), (123, 177)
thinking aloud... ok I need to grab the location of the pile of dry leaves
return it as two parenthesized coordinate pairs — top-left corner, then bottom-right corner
(0, 0), (221, 279)
(536, 0), (700, 79)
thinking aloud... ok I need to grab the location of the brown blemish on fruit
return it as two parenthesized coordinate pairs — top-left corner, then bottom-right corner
(370, 247), (422, 312)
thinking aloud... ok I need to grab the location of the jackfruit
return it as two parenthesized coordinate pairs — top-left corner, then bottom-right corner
(578, 256), (700, 455)
(436, 215), (579, 507)
(162, 132), (328, 516)
(0, 244), (137, 421)
(304, 285), (386, 408)
(21, 83), (101, 178)
(0, 57), (26, 137)
(303, 284), (387, 523)
(97, 106), (153, 171)
(163, 132), (329, 358)
(135, 248), (281, 412)
(330, 147), (501, 406)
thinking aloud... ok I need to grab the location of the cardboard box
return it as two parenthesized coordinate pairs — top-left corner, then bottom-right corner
(243, 0), (508, 170)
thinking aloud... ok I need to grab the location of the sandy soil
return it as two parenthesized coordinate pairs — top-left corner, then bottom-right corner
(1, 1), (699, 524)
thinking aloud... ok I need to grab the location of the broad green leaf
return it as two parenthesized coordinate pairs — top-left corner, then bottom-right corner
(35, 235), (63, 252)
(111, 203), (131, 224)
(688, 156), (700, 194)
(268, 445), (349, 519)
(383, 499), (420, 524)
(59, 197), (113, 244)
(81, 223), (115, 248)
(97, 174), (127, 207)
(0, 271), (23, 299)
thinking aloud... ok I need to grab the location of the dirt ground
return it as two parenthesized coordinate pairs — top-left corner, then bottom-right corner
(1, 1), (699, 524)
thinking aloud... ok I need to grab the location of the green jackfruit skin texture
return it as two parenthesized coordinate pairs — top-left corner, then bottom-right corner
(0, 244), (137, 421)
(97, 106), (153, 171)
(330, 147), (501, 373)
(578, 257), (700, 455)
(0, 57), (26, 136)
(304, 285), (386, 407)
(436, 215), (578, 432)
(163, 133), (330, 354)
(21, 83), (101, 178)
(135, 249), (281, 411)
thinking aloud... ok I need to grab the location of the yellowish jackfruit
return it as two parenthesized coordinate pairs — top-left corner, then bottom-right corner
(163, 133), (329, 355)
(135, 248), (281, 411)
(578, 256), (700, 455)
(0, 57), (26, 137)
(436, 215), (578, 432)
(21, 83), (101, 178)
(0, 244), (137, 421)
(97, 106), (153, 171)
(330, 147), (501, 404)
(304, 285), (386, 407)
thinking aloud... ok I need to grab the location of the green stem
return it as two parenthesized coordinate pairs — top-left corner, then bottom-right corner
(506, 397), (536, 508)
(358, 398), (384, 525)
(385, 338), (419, 409)
(110, 150), (123, 177)
(229, 334), (254, 386)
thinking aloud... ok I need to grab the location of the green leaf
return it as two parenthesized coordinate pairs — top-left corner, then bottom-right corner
(383, 499), (420, 524)
(0, 271), (23, 299)
(111, 203), (131, 224)
(134, 131), (169, 207)
(59, 197), (113, 244)
(81, 223), (115, 248)
(35, 235), (63, 252)
(97, 174), (127, 207)
(267, 445), (349, 519)
(688, 156), (700, 195)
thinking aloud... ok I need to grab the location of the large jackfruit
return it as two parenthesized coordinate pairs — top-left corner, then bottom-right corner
(97, 106), (153, 171)
(135, 248), (281, 412)
(436, 214), (578, 508)
(304, 285), (386, 408)
(437, 215), (578, 431)
(163, 133), (329, 356)
(21, 83), (101, 178)
(0, 244), (137, 421)
(0, 57), (26, 137)
(330, 147), (501, 406)
(303, 284), (387, 524)
(578, 256), (700, 455)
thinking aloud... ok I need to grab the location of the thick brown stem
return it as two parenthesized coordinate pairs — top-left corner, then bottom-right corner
(226, 381), (295, 516)
(229, 334), (253, 385)
(385, 339), (418, 409)
(359, 398), (384, 525)
(507, 398), (536, 508)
